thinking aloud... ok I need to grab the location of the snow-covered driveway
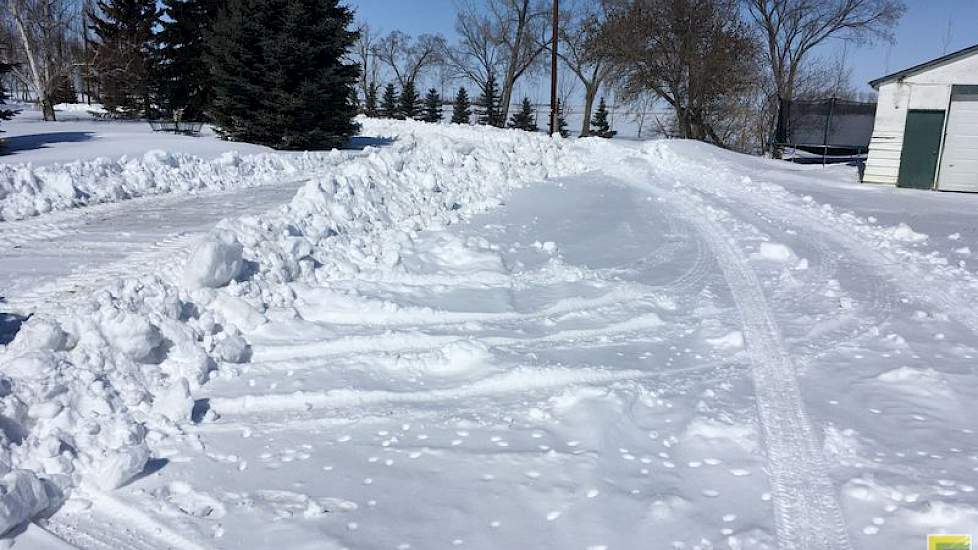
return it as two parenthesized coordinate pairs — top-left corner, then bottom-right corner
(3, 121), (977, 550)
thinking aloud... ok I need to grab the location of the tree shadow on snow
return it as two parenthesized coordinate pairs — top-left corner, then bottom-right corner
(0, 131), (95, 155)
(344, 136), (395, 151)
(0, 304), (29, 346)
(122, 457), (171, 487)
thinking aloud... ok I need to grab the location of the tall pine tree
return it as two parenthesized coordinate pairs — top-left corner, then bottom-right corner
(422, 88), (442, 123)
(555, 99), (569, 138)
(398, 80), (420, 120)
(157, 0), (220, 121)
(477, 72), (502, 127)
(91, 0), (160, 118)
(451, 87), (471, 125)
(380, 83), (398, 118)
(364, 82), (379, 117)
(590, 97), (617, 138)
(508, 97), (537, 131)
(208, 0), (360, 149)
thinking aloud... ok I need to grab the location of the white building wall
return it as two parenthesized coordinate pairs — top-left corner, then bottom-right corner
(863, 51), (978, 185)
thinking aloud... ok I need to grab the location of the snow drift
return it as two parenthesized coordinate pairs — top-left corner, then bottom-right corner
(0, 118), (584, 533)
(0, 148), (347, 222)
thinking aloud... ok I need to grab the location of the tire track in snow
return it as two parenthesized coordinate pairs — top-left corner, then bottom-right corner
(616, 172), (852, 550)
(42, 489), (216, 550)
(672, 151), (978, 341)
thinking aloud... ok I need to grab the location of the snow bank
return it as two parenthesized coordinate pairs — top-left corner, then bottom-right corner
(0, 148), (346, 221)
(0, 118), (584, 531)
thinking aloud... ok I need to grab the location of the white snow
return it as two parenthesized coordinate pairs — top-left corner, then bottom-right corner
(182, 231), (245, 289)
(753, 241), (797, 263)
(1, 116), (978, 549)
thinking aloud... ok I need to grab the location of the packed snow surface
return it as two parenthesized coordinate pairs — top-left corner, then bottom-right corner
(1, 118), (978, 550)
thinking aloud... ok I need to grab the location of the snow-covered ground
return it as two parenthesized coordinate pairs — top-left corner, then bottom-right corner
(1, 116), (978, 550)
(0, 104), (271, 166)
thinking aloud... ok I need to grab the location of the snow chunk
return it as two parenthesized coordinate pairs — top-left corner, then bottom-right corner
(752, 242), (797, 263)
(153, 377), (193, 423)
(683, 417), (757, 453)
(210, 294), (266, 333)
(99, 312), (163, 363)
(7, 319), (70, 354)
(84, 443), (150, 491)
(876, 366), (950, 397)
(881, 223), (927, 243)
(705, 331), (745, 350)
(183, 232), (244, 289)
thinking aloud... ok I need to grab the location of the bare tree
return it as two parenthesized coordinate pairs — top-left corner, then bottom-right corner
(555, 1), (612, 136)
(353, 20), (379, 101)
(3, 0), (80, 121)
(442, 8), (499, 94)
(744, 0), (905, 104)
(598, 0), (760, 147)
(446, 0), (549, 121)
(374, 30), (445, 88)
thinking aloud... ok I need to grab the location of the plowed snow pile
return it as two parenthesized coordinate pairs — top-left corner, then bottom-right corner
(0, 119), (583, 531)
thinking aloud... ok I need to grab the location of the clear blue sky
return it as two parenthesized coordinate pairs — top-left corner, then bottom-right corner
(347, 0), (978, 94)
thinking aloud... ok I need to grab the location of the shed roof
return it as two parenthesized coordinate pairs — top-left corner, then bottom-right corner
(869, 42), (978, 89)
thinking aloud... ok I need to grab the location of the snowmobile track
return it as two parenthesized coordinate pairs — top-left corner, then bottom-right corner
(625, 175), (853, 550)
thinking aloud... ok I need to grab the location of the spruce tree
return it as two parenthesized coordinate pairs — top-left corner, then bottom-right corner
(208, 0), (361, 149)
(364, 82), (379, 117)
(422, 88), (443, 123)
(477, 72), (502, 127)
(51, 74), (78, 105)
(508, 97), (537, 131)
(398, 80), (420, 120)
(380, 83), (398, 118)
(157, 0), (220, 121)
(590, 97), (617, 138)
(451, 87), (471, 125)
(0, 62), (18, 137)
(91, 0), (160, 118)
(556, 99), (569, 138)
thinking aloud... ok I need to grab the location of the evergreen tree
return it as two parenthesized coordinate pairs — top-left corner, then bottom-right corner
(380, 83), (398, 118)
(364, 82), (379, 117)
(51, 74), (78, 105)
(0, 62), (19, 137)
(156, 0), (220, 121)
(91, 0), (160, 118)
(208, 0), (361, 149)
(508, 96), (537, 131)
(590, 97), (617, 138)
(398, 80), (420, 120)
(422, 88), (443, 123)
(477, 72), (502, 127)
(451, 87), (471, 125)
(555, 99), (569, 138)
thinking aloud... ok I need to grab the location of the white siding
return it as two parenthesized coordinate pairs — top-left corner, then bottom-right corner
(863, 51), (978, 185)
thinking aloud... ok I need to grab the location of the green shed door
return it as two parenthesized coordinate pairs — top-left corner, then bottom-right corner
(898, 110), (945, 189)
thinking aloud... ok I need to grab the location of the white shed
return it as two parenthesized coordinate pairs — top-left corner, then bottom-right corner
(863, 44), (978, 191)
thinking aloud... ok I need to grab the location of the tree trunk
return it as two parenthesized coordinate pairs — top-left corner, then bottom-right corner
(41, 98), (56, 121)
(580, 85), (597, 137)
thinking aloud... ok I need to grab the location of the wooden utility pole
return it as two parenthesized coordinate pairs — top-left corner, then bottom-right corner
(549, 0), (559, 135)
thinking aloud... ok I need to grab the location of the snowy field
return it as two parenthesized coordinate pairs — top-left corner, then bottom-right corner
(1, 113), (978, 550)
